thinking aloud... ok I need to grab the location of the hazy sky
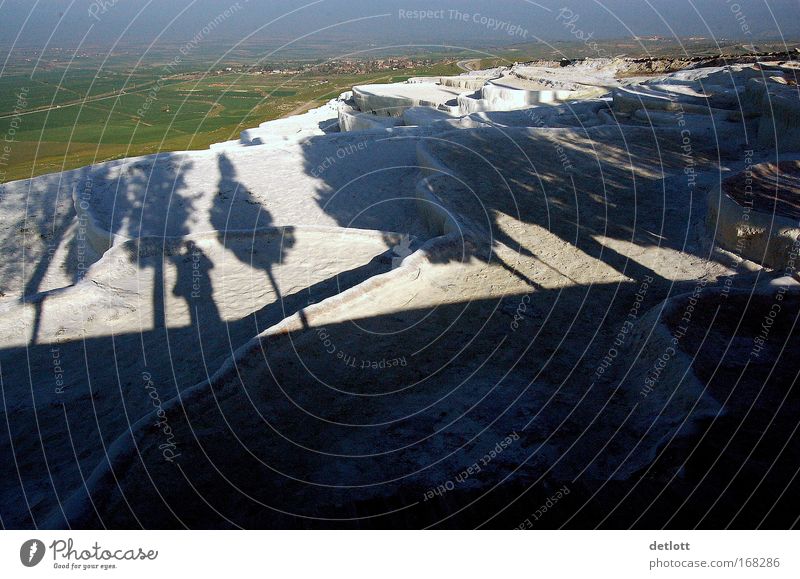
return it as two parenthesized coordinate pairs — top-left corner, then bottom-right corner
(1, 0), (798, 52)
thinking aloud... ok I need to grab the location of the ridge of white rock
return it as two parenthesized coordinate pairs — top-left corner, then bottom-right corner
(211, 98), (342, 151)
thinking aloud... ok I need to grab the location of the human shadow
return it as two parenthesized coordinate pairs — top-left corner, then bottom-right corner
(15, 155), (199, 343)
(171, 240), (223, 332)
(0, 146), (407, 528)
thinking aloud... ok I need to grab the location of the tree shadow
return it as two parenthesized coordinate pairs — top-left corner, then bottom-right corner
(211, 152), (300, 324)
(426, 117), (756, 285)
(1, 167), (96, 344)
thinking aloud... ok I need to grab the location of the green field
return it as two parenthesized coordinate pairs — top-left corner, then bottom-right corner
(0, 55), (460, 183)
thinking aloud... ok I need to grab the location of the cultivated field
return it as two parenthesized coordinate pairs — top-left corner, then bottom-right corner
(0, 53), (460, 182)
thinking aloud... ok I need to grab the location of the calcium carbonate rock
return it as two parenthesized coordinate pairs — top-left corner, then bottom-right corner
(352, 82), (470, 116)
(3, 56), (799, 530)
(708, 160), (800, 269)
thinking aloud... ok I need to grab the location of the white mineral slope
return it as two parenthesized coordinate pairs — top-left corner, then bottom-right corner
(1, 60), (798, 528)
(0, 123), (441, 527)
(47, 90), (788, 527)
(238, 100), (341, 146)
(340, 58), (635, 128)
(337, 103), (403, 132)
(452, 60), (625, 115)
(407, 74), (497, 90)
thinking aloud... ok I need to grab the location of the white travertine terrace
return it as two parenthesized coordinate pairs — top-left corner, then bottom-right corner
(708, 160), (800, 269)
(352, 81), (470, 116)
(1, 55), (798, 528)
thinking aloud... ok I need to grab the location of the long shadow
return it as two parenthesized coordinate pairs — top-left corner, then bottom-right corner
(0, 246), (398, 528)
(1, 282), (795, 529)
(16, 156), (198, 344)
(0, 167), (94, 344)
(114, 156), (194, 332)
(0, 155), (199, 529)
